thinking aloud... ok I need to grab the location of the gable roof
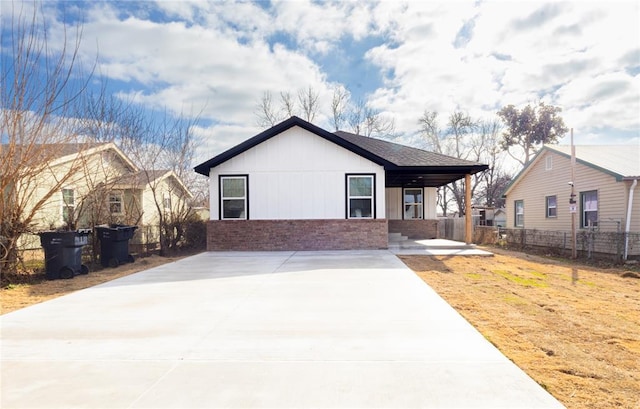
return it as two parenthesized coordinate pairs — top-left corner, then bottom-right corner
(503, 144), (640, 197)
(545, 145), (640, 179)
(194, 116), (488, 185)
(1, 142), (138, 171)
(113, 169), (193, 198)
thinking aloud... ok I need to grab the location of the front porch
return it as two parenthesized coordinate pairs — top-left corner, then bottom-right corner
(387, 234), (493, 256)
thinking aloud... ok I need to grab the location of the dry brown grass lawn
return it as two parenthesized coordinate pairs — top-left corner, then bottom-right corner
(399, 248), (640, 409)
(1, 255), (185, 315)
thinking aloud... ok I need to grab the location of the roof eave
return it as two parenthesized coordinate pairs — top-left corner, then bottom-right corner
(193, 117), (392, 176)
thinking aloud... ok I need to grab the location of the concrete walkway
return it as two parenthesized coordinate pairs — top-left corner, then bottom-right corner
(1, 251), (563, 408)
(388, 238), (494, 256)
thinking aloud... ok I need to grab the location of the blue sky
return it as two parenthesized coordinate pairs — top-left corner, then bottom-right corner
(2, 0), (639, 165)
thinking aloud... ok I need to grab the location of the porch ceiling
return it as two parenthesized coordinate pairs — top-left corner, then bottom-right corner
(385, 168), (480, 188)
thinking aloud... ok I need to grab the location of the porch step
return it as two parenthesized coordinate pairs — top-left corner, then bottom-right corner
(388, 233), (408, 243)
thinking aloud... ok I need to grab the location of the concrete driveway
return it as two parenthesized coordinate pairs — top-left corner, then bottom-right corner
(1, 250), (563, 408)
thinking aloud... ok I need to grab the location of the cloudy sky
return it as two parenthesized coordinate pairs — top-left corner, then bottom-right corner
(3, 0), (639, 164)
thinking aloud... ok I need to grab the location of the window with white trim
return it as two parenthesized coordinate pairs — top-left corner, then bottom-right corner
(581, 190), (598, 228)
(546, 195), (557, 218)
(109, 192), (123, 215)
(404, 188), (423, 219)
(62, 188), (75, 224)
(221, 176), (247, 219)
(514, 200), (524, 227)
(347, 174), (374, 218)
(545, 156), (553, 170)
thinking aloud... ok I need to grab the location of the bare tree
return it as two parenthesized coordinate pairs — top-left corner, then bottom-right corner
(255, 86), (397, 139)
(0, 3), (93, 277)
(297, 86), (319, 122)
(418, 110), (508, 216)
(119, 109), (199, 255)
(70, 88), (144, 261)
(418, 110), (453, 215)
(341, 98), (396, 138)
(444, 112), (478, 216)
(255, 91), (282, 127)
(475, 119), (511, 208)
(330, 86), (349, 131)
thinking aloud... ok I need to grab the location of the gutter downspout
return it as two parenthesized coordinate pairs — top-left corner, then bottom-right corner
(624, 179), (638, 260)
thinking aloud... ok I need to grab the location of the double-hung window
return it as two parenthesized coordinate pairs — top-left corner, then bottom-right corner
(546, 195), (557, 218)
(404, 188), (423, 219)
(109, 192), (123, 215)
(581, 190), (598, 228)
(347, 174), (374, 218)
(514, 200), (524, 227)
(220, 175), (248, 219)
(62, 188), (75, 224)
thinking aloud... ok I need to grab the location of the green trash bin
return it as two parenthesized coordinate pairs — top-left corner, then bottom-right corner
(39, 230), (90, 280)
(95, 225), (138, 268)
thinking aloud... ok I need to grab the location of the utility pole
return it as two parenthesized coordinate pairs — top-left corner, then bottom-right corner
(570, 128), (577, 259)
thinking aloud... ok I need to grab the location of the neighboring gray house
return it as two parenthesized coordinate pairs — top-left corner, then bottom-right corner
(194, 116), (487, 251)
(503, 144), (640, 258)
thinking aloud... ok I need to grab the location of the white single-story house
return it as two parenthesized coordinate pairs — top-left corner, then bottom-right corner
(194, 116), (488, 251)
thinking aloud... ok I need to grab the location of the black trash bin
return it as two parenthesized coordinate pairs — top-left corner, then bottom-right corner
(39, 230), (90, 280)
(95, 225), (138, 268)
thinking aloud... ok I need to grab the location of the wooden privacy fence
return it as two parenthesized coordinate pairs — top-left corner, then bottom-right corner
(438, 216), (483, 242)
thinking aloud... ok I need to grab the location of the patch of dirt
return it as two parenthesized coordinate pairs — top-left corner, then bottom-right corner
(399, 248), (640, 409)
(1, 255), (185, 315)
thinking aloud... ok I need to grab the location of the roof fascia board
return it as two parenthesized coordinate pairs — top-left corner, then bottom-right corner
(388, 165), (489, 174)
(193, 116), (391, 176)
(159, 170), (194, 199)
(48, 142), (139, 173)
(501, 148), (546, 197)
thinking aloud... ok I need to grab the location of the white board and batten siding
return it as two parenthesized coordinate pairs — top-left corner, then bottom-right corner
(208, 126), (386, 220)
(506, 149), (640, 232)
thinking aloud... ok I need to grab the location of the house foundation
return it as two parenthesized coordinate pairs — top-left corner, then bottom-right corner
(388, 219), (439, 239)
(207, 219), (389, 251)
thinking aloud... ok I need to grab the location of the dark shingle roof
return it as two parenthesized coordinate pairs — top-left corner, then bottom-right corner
(334, 131), (486, 168)
(194, 117), (488, 185)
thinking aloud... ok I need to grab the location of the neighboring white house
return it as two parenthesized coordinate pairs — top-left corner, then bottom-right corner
(194, 116), (487, 251)
(503, 144), (640, 258)
(12, 142), (192, 249)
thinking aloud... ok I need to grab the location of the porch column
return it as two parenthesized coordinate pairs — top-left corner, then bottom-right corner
(465, 173), (472, 244)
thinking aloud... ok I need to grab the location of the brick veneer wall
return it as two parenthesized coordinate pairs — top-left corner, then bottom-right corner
(388, 219), (438, 239)
(207, 219), (389, 251)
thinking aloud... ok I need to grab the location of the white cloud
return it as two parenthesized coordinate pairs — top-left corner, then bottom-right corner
(9, 0), (638, 167)
(365, 1), (640, 141)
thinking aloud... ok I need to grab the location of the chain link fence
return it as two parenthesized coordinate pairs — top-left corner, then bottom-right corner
(500, 228), (640, 262)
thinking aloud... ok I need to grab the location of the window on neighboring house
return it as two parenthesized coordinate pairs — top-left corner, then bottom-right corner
(546, 195), (557, 218)
(62, 188), (75, 224)
(581, 190), (598, 228)
(220, 176), (248, 219)
(514, 200), (524, 227)
(347, 174), (374, 218)
(163, 193), (171, 212)
(109, 192), (123, 215)
(545, 156), (553, 170)
(404, 188), (423, 219)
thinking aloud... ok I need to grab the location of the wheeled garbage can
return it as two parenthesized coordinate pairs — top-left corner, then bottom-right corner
(39, 230), (90, 280)
(95, 225), (138, 268)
